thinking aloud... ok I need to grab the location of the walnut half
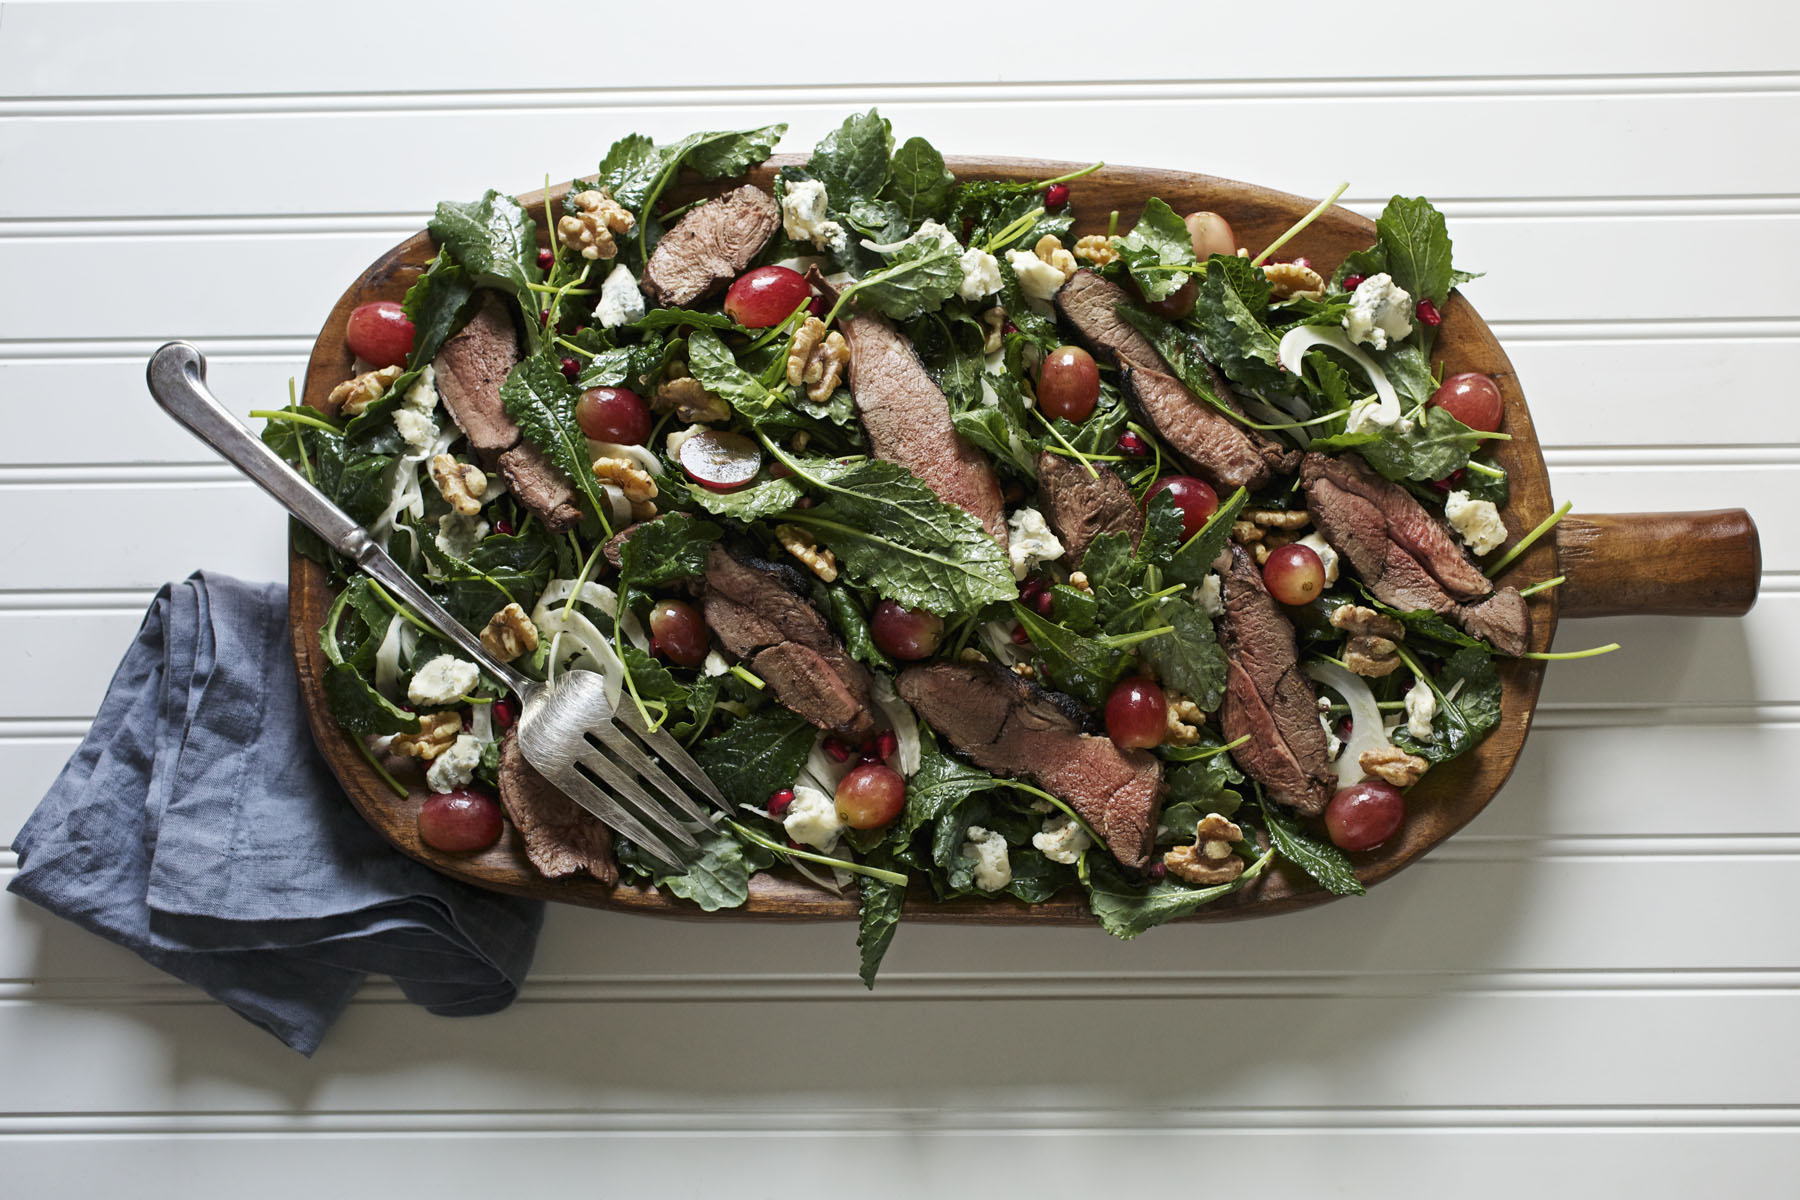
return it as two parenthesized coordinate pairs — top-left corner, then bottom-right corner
(327, 364), (402, 418)
(428, 454), (488, 516)
(390, 711), (460, 761)
(1360, 745), (1429, 788)
(557, 187), (635, 261)
(1163, 814), (1246, 886)
(480, 602), (540, 663)
(786, 316), (849, 402)
(776, 524), (838, 582)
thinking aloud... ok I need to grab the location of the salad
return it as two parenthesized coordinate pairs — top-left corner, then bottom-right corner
(265, 109), (1572, 985)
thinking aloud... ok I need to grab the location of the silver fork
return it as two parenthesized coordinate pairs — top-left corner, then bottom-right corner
(146, 341), (728, 872)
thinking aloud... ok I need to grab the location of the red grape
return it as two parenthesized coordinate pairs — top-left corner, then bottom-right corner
(1145, 475), (1219, 541)
(723, 265), (812, 328)
(1105, 678), (1168, 750)
(648, 599), (709, 667)
(345, 301), (415, 368)
(870, 600), (945, 661)
(835, 763), (906, 830)
(575, 386), (652, 445)
(1037, 345), (1100, 422)
(1325, 781), (1405, 851)
(1184, 211), (1237, 259)
(1262, 543), (1326, 605)
(1430, 372), (1504, 434)
(417, 790), (504, 853)
(1148, 276), (1198, 320)
(678, 429), (762, 490)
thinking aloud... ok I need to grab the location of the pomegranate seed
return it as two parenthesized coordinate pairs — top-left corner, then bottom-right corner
(493, 519), (515, 535)
(1117, 430), (1149, 457)
(559, 357), (579, 380)
(770, 461), (793, 478)
(794, 496), (816, 509)
(876, 729), (899, 760)
(1336, 716), (1353, 740)
(493, 699), (517, 729)
(768, 788), (795, 817)
(1020, 577), (1047, 603)
(787, 838), (804, 850)
(573, 326), (586, 335)
(1147, 862), (1167, 881)
(824, 737), (854, 763)
(536, 248), (553, 270)
(808, 296), (826, 318)
(1010, 624), (1031, 645)
(539, 309), (551, 325)
(1003, 321), (1019, 335)
(1292, 257), (1311, 270)
(1429, 468), (1468, 494)
(462, 709), (474, 730)
(1342, 274), (1366, 291)
(1033, 589), (1056, 616)
(1043, 182), (1070, 210)
(1416, 299), (1442, 327)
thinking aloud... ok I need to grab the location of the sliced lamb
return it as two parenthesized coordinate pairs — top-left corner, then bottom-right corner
(1035, 450), (1144, 566)
(641, 184), (781, 308)
(1218, 544), (1336, 816)
(896, 661), (1164, 868)
(1299, 453), (1530, 656)
(497, 729), (617, 885)
(701, 544), (875, 741)
(430, 289), (584, 532)
(1054, 270), (1279, 492)
(840, 311), (1009, 545)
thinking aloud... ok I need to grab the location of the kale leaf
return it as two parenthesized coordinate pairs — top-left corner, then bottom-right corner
(598, 124), (788, 213)
(1373, 196), (1459, 308)
(694, 711), (817, 809)
(1394, 644), (1503, 763)
(808, 108), (893, 203)
(1355, 406), (1491, 483)
(885, 136), (955, 223)
(1193, 253), (1288, 395)
(855, 845), (908, 988)
(499, 353), (612, 527)
(684, 476), (805, 522)
(318, 583), (418, 736)
(428, 191), (541, 345)
(903, 730), (1003, 835)
(840, 235), (964, 321)
(1082, 846), (1268, 940)
(616, 512), (721, 592)
(615, 830), (773, 912)
(1261, 802), (1365, 896)
(1114, 197), (1197, 302)
(826, 587), (894, 673)
(1163, 485), (1249, 585)
(401, 253), (478, 368)
(1137, 596), (1228, 710)
(1012, 602), (1128, 710)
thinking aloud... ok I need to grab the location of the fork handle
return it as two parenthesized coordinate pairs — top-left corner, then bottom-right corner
(147, 341), (531, 695)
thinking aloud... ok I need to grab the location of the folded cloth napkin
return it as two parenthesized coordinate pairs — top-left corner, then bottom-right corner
(9, 571), (545, 1054)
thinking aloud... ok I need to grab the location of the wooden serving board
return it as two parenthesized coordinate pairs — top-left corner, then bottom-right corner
(290, 158), (1760, 923)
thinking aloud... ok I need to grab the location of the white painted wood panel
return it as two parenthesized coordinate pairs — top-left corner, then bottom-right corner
(3, 0), (1796, 1190)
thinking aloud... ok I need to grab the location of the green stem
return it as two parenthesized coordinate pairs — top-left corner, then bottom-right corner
(729, 664), (765, 690)
(1028, 405), (1099, 478)
(525, 281), (596, 295)
(1110, 583), (1186, 623)
(1485, 499), (1572, 578)
(251, 408), (342, 435)
(1252, 181), (1351, 267)
(1521, 643), (1621, 661)
(1095, 624), (1175, 650)
(1107, 210), (1119, 238)
(555, 336), (597, 359)
(1464, 460), (1506, 478)
(1032, 161), (1104, 188)
(354, 735), (409, 799)
(1519, 575), (1566, 598)
(726, 819), (909, 885)
(562, 538), (608, 622)
(984, 205), (1048, 254)
(991, 779), (1104, 847)
(365, 579), (436, 637)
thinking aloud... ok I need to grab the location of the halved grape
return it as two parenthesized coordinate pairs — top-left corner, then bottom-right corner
(1263, 543), (1326, 605)
(835, 763), (906, 830)
(575, 386), (651, 445)
(678, 429), (763, 490)
(1145, 475), (1219, 541)
(345, 301), (415, 368)
(1037, 345), (1099, 422)
(1184, 211), (1237, 259)
(723, 265), (812, 328)
(870, 600), (945, 661)
(417, 790), (504, 853)
(1430, 372), (1504, 434)
(648, 599), (709, 667)
(1325, 781), (1405, 851)
(1105, 678), (1168, 750)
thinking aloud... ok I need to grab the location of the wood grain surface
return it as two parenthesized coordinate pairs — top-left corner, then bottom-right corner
(288, 156), (1739, 923)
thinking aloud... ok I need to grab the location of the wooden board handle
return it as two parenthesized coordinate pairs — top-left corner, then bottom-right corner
(1555, 509), (1761, 618)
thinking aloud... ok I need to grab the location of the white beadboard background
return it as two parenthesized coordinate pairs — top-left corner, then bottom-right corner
(3, 0), (1797, 1192)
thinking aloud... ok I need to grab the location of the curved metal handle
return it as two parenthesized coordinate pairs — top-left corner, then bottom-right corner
(146, 341), (531, 694)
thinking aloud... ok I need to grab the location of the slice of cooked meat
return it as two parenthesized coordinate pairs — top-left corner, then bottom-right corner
(497, 444), (583, 534)
(1219, 544), (1335, 816)
(433, 291), (523, 459)
(841, 312), (1009, 544)
(702, 544), (875, 740)
(1121, 363), (1274, 492)
(1036, 451), (1143, 565)
(1056, 270), (1278, 492)
(1300, 452), (1531, 656)
(897, 661), (1164, 869)
(641, 184), (781, 308)
(497, 729), (617, 885)
(1196, 354), (1303, 479)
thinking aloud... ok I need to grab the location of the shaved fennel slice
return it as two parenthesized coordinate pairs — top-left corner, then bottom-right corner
(599, 483), (633, 528)
(980, 619), (1027, 666)
(372, 426), (459, 544)
(1304, 658), (1389, 785)
(532, 579), (626, 701)
(587, 439), (663, 476)
(373, 613), (406, 699)
(872, 675), (922, 776)
(1277, 325), (1403, 430)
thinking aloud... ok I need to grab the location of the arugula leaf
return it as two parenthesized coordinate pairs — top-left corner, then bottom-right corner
(1164, 486), (1249, 586)
(1011, 602), (1129, 710)
(685, 476), (805, 521)
(808, 108), (894, 203)
(401, 254), (478, 368)
(428, 191), (541, 339)
(1193, 254), (1288, 395)
(499, 354), (610, 527)
(694, 712), (817, 809)
(779, 458), (1016, 617)
(1262, 803), (1365, 896)
(856, 847), (907, 988)
(1137, 488), (1188, 569)
(616, 512), (721, 591)
(1373, 196), (1457, 307)
(885, 136), (954, 222)
(1081, 846), (1270, 939)
(840, 235), (964, 321)
(826, 588), (894, 673)
(1115, 197), (1197, 301)
(1394, 644), (1503, 763)
(1137, 596), (1228, 710)
(903, 731), (1003, 835)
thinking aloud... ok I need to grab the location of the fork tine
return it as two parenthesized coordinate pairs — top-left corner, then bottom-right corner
(588, 719), (722, 830)
(550, 768), (690, 872)
(571, 738), (705, 853)
(615, 704), (733, 811)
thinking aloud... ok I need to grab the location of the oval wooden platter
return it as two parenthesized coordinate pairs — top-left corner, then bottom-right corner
(293, 156), (1561, 924)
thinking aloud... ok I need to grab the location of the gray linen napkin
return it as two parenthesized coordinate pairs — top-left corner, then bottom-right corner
(8, 571), (544, 1054)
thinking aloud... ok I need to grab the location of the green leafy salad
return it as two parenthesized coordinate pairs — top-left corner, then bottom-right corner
(264, 109), (1577, 986)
